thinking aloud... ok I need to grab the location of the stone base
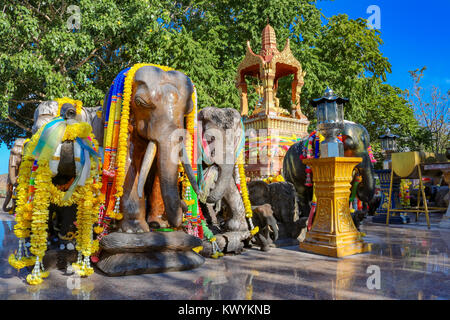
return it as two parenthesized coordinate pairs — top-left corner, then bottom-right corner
(372, 214), (410, 224)
(96, 251), (205, 276)
(96, 231), (205, 276)
(299, 233), (371, 258)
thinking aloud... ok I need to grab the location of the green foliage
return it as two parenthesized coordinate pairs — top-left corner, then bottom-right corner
(0, 0), (420, 149)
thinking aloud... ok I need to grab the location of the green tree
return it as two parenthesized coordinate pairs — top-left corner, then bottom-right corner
(0, 0), (421, 150)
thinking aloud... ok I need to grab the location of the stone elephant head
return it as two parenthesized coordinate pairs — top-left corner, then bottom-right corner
(115, 66), (198, 232)
(197, 107), (244, 204)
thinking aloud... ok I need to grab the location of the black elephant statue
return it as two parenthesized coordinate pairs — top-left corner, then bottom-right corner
(248, 180), (306, 246)
(282, 120), (376, 228)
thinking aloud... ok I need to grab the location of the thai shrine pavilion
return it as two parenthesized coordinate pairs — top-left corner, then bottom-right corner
(235, 23), (310, 179)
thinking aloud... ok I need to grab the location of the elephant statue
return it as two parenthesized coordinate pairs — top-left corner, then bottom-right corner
(251, 204), (278, 251)
(101, 66), (199, 233)
(282, 120), (376, 226)
(248, 180), (306, 246)
(197, 107), (262, 253)
(5, 100), (102, 234)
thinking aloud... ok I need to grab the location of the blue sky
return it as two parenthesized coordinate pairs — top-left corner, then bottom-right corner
(316, 0), (450, 91)
(0, 0), (448, 174)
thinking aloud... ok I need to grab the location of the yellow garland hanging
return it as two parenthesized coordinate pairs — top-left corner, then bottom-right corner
(55, 97), (83, 116)
(237, 151), (259, 236)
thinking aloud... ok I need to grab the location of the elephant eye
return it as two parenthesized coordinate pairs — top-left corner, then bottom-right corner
(135, 95), (153, 109)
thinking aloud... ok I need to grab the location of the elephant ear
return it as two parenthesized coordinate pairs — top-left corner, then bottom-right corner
(228, 109), (244, 154)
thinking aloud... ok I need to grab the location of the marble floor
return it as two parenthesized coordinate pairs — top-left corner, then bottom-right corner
(0, 212), (448, 300)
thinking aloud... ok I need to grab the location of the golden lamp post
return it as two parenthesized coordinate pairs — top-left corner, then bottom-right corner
(299, 88), (371, 257)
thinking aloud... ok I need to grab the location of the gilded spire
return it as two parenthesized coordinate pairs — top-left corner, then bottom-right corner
(260, 24), (279, 62)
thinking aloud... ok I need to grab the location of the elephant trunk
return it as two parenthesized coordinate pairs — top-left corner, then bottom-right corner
(158, 142), (184, 228)
(206, 164), (234, 203)
(137, 141), (157, 198)
(356, 154), (375, 203)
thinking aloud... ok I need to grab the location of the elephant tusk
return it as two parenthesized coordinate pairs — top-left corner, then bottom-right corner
(137, 141), (157, 198)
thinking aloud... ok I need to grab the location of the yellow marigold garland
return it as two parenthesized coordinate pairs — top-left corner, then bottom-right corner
(62, 122), (92, 141)
(237, 151), (259, 236)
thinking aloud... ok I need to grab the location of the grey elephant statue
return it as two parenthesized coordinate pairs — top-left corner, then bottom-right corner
(282, 120), (376, 228)
(197, 107), (269, 254)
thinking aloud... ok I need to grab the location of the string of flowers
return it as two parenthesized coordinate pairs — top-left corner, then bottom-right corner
(237, 150), (259, 237)
(9, 109), (101, 285)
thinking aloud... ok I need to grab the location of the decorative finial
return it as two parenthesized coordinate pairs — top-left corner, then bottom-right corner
(324, 86), (334, 97)
(267, 16), (270, 24)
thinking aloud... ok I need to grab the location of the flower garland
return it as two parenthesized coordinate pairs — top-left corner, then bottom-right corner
(299, 131), (325, 187)
(237, 151), (259, 237)
(9, 112), (101, 285)
(263, 174), (285, 184)
(55, 97), (83, 116)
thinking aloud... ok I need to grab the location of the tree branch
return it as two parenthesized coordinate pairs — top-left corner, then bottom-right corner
(69, 40), (112, 71)
(10, 99), (45, 104)
(7, 115), (32, 133)
(23, 0), (51, 22)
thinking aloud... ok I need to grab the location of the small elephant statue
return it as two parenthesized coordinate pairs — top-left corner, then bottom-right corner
(251, 204), (278, 251)
(248, 180), (306, 245)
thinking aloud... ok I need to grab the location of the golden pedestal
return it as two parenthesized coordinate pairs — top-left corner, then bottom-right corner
(299, 157), (372, 258)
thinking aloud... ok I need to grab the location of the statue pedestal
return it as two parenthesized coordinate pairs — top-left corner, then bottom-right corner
(244, 113), (309, 179)
(96, 231), (205, 276)
(372, 169), (410, 224)
(299, 157), (371, 258)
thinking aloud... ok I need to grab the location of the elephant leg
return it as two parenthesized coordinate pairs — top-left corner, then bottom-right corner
(119, 138), (150, 233)
(147, 175), (169, 228)
(222, 180), (248, 232)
